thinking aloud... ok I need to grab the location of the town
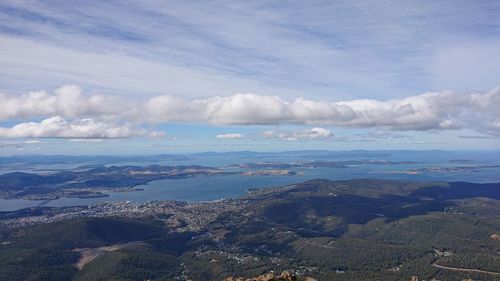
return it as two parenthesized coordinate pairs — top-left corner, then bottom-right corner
(0, 198), (246, 232)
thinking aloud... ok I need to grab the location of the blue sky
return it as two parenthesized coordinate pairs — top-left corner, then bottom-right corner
(0, 0), (499, 154)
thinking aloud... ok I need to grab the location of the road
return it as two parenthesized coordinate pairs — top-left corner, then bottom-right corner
(433, 262), (500, 276)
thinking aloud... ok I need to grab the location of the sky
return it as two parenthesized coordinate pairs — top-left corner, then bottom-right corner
(0, 0), (499, 154)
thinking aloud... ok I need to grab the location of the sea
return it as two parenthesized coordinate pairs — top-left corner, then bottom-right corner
(1, 150), (499, 211)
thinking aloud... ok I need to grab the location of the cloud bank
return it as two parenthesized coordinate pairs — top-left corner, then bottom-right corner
(1, 85), (499, 138)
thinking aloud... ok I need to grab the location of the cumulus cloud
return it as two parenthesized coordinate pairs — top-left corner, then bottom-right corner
(263, 127), (333, 141)
(0, 84), (124, 121)
(143, 87), (500, 136)
(2, 85), (500, 138)
(142, 93), (292, 125)
(135, 86), (500, 136)
(0, 116), (160, 139)
(216, 133), (243, 139)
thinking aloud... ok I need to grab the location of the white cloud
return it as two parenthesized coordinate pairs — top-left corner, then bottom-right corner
(263, 127), (333, 141)
(304, 128), (333, 139)
(216, 133), (243, 139)
(143, 93), (292, 125)
(23, 140), (42, 144)
(0, 84), (124, 121)
(148, 131), (168, 139)
(0, 116), (160, 139)
(68, 139), (105, 143)
(143, 86), (500, 135)
(207, 94), (292, 125)
(1, 85), (500, 137)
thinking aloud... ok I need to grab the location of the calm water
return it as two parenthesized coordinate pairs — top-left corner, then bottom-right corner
(1, 151), (499, 211)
